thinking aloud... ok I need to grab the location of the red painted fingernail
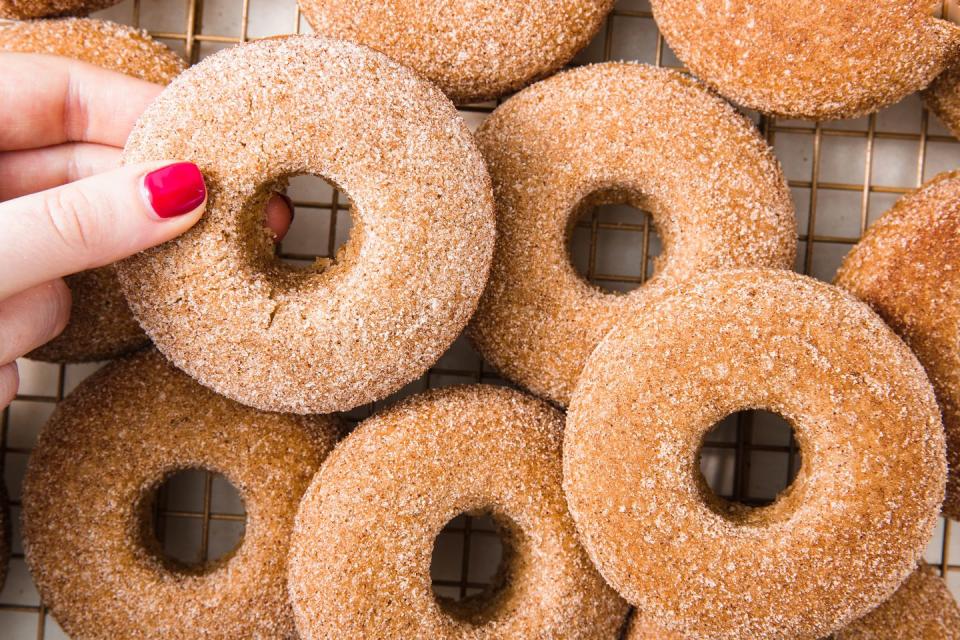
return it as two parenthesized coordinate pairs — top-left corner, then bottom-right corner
(142, 162), (206, 219)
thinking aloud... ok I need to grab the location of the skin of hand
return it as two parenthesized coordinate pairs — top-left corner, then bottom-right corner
(0, 53), (293, 408)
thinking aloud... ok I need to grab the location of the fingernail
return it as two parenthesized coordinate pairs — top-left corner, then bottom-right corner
(279, 193), (295, 222)
(142, 162), (206, 219)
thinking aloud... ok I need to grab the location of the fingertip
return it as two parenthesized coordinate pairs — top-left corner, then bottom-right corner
(48, 278), (73, 339)
(265, 193), (294, 243)
(0, 362), (19, 409)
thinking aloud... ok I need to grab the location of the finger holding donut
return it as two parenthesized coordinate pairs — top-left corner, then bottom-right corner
(0, 53), (216, 408)
(118, 36), (495, 414)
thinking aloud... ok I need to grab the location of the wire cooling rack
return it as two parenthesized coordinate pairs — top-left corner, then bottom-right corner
(3, 0), (960, 637)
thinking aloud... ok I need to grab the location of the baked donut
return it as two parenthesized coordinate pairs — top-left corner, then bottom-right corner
(468, 63), (796, 407)
(925, 63), (960, 140)
(296, 0), (614, 103)
(835, 170), (960, 520)
(837, 564), (960, 639)
(650, 0), (960, 120)
(288, 385), (628, 638)
(118, 36), (495, 414)
(22, 349), (339, 639)
(0, 18), (184, 363)
(564, 269), (946, 639)
(625, 564), (960, 638)
(0, 0), (116, 19)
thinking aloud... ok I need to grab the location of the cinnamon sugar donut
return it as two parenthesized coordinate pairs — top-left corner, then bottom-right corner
(837, 564), (960, 639)
(288, 385), (628, 638)
(0, 0), (115, 19)
(650, 0), (960, 120)
(297, 0), (614, 103)
(118, 36), (495, 414)
(627, 564), (960, 638)
(22, 349), (339, 639)
(836, 171), (960, 519)
(468, 63), (795, 406)
(925, 63), (960, 140)
(564, 269), (946, 639)
(0, 18), (184, 363)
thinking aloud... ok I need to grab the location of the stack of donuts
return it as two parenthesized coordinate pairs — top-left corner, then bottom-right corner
(4, 1), (960, 638)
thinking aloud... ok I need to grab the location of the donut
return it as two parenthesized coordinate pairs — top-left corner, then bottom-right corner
(924, 63), (960, 140)
(625, 564), (960, 639)
(564, 269), (946, 639)
(296, 0), (614, 104)
(467, 62), (796, 407)
(21, 349), (340, 639)
(0, 0), (115, 20)
(0, 18), (184, 363)
(118, 36), (495, 414)
(288, 385), (628, 638)
(837, 564), (960, 639)
(835, 170), (960, 519)
(650, 0), (960, 120)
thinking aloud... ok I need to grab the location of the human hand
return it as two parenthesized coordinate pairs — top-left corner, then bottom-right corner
(0, 54), (293, 407)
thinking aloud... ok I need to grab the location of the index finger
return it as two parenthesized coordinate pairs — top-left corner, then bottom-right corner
(0, 53), (163, 151)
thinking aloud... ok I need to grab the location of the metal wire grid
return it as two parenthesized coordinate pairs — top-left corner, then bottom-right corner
(1, 0), (960, 636)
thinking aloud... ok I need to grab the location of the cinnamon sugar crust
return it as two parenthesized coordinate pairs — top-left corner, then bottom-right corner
(836, 170), (960, 520)
(21, 349), (340, 639)
(651, 0), (960, 120)
(288, 385), (628, 638)
(627, 564), (960, 638)
(565, 269), (946, 639)
(297, 0), (614, 104)
(118, 36), (495, 414)
(468, 63), (795, 407)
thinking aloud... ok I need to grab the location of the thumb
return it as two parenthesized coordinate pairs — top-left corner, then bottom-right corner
(0, 161), (205, 301)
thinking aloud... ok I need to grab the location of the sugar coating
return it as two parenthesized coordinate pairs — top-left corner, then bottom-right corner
(118, 36), (495, 414)
(836, 171), (960, 520)
(468, 63), (796, 407)
(0, 18), (185, 363)
(837, 563), (960, 639)
(564, 269), (946, 640)
(925, 62), (960, 140)
(288, 385), (629, 639)
(297, 0), (614, 104)
(0, 0), (116, 19)
(626, 564), (960, 638)
(650, 0), (960, 120)
(21, 349), (340, 639)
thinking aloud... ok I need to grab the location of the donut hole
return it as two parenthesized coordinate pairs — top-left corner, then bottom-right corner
(254, 173), (359, 274)
(430, 510), (517, 625)
(698, 410), (804, 522)
(137, 468), (246, 575)
(568, 187), (663, 293)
